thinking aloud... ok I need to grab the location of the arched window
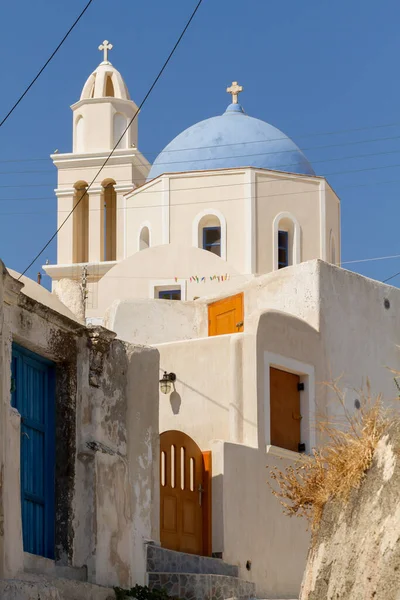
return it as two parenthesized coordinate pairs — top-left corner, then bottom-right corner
(273, 212), (301, 270)
(75, 116), (84, 153)
(113, 113), (127, 149)
(192, 209), (227, 260)
(102, 180), (117, 261)
(139, 225), (150, 250)
(105, 73), (115, 97)
(73, 181), (89, 263)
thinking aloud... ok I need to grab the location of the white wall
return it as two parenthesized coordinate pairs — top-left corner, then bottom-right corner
(104, 298), (205, 345)
(157, 335), (239, 450)
(212, 441), (309, 599)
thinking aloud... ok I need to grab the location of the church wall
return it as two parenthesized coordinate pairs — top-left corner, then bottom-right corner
(125, 179), (164, 257)
(325, 183), (341, 264)
(73, 103), (113, 152)
(56, 162), (134, 188)
(72, 100), (139, 153)
(255, 173), (322, 274)
(168, 171), (247, 273)
(55, 162), (135, 268)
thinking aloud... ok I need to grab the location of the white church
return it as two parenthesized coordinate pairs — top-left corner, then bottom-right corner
(1, 41), (400, 600)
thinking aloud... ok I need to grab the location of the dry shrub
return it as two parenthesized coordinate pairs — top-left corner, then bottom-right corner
(268, 381), (390, 531)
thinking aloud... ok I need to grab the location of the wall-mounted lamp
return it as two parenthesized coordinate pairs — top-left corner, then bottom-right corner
(159, 371), (176, 395)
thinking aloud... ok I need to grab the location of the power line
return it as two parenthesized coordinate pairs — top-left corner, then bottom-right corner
(4, 128), (400, 170)
(30, 253), (400, 281)
(0, 0), (94, 129)
(7, 156), (400, 196)
(0, 143), (400, 188)
(5, 173), (400, 217)
(6, 142), (400, 180)
(382, 269), (400, 283)
(4, 117), (400, 163)
(19, 0), (204, 278)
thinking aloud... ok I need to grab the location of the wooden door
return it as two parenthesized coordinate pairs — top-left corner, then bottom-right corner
(208, 293), (244, 336)
(160, 431), (211, 555)
(270, 367), (301, 452)
(11, 344), (56, 559)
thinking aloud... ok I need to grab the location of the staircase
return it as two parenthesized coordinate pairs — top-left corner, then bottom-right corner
(146, 545), (256, 600)
(0, 572), (115, 600)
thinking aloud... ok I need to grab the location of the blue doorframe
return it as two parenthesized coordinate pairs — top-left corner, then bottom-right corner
(11, 344), (56, 559)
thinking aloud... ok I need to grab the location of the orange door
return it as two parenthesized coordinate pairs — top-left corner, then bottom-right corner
(270, 367), (301, 452)
(160, 431), (211, 555)
(208, 293), (244, 336)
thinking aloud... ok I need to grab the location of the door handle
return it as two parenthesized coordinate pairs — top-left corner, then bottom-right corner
(236, 321), (244, 329)
(198, 483), (204, 506)
(292, 412), (302, 421)
(21, 431), (30, 439)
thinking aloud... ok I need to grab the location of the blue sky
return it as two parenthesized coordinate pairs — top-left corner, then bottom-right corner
(1, 0), (400, 287)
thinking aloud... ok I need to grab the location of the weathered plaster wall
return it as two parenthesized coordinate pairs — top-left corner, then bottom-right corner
(0, 266), (24, 579)
(0, 266), (160, 590)
(73, 328), (160, 589)
(126, 345), (160, 584)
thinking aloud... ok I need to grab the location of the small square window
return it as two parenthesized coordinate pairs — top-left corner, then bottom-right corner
(158, 289), (181, 300)
(203, 227), (221, 257)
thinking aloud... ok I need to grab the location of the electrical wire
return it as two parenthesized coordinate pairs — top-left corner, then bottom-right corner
(4, 118), (400, 163)
(7, 156), (400, 195)
(382, 270), (400, 283)
(19, 0), (204, 278)
(0, 0), (94, 128)
(6, 141), (400, 180)
(3, 128), (400, 173)
(4, 173), (400, 216)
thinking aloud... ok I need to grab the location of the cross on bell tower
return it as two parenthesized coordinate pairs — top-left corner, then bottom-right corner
(98, 40), (113, 63)
(226, 81), (243, 104)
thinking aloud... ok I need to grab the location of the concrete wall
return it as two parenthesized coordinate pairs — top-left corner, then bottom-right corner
(104, 298), (205, 345)
(212, 441), (309, 599)
(157, 335), (237, 450)
(318, 263), (400, 420)
(0, 265), (160, 589)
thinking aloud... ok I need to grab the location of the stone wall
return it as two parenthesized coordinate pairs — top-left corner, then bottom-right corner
(300, 422), (400, 600)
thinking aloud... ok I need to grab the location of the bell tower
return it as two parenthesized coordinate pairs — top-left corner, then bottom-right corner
(44, 41), (150, 289)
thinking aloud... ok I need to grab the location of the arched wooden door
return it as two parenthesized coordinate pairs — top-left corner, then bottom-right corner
(160, 431), (211, 556)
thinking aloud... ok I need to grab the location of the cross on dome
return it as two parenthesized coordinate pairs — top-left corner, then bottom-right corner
(98, 40), (113, 63)
(226, 81), (243, 104)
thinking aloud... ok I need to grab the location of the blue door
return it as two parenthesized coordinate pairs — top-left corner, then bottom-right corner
(11, 344), (55, 559)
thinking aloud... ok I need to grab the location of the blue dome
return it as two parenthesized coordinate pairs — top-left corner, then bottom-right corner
(147, 103), (315, 181)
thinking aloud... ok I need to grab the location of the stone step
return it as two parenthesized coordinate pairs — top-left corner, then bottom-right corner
(0, 573), (115, 600)
(24, 552), (87, 582)
(147, 545), (239, 577)
(147, 572), (256, 600)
